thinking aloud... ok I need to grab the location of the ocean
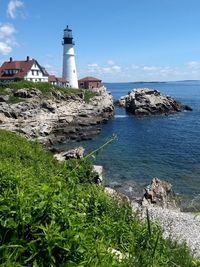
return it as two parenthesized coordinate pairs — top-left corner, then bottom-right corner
(59, 81), (200, 200)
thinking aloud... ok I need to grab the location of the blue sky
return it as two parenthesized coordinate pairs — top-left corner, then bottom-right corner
(1, 0), (200, 82)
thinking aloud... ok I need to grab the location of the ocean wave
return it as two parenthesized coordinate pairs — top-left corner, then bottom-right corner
(115, 115), (128, 118)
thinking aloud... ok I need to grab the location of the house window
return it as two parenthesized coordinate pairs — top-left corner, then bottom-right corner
(31, 70), (34, 76)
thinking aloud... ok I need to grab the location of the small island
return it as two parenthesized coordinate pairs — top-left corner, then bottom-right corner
(118, 88), (192, 116)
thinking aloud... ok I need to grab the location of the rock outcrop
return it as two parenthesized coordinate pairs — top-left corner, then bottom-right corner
(0, 86), (114, 146)
(143, 177), (176, 208)
(105, 179), (200, 258)
(54, 146), (85, 161)
(118, 88), (192, 116)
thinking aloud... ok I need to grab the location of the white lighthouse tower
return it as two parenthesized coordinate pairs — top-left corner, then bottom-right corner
(62, 26), (78, 88)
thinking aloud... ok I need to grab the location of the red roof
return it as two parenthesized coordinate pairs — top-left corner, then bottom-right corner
(78, 76), (102, 82)
(0, 58), (48, 80)
(48, 75), (57, 82)
(57, 77), (68, 83)
(48, 75), (68, 83)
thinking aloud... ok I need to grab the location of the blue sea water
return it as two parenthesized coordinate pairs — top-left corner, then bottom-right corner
(60, 81), (200, 198)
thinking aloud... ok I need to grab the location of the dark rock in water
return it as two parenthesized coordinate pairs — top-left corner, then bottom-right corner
(184, 105), (193, 111)
(119, 88), (192, 116)
(143, 177), (176, 208)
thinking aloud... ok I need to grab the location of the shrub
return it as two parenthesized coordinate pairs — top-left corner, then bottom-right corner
(0, 130), (198, 266)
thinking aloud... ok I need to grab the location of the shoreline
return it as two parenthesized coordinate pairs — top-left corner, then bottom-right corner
(0, 85), (114, 146)
(105, 185), (200, 258)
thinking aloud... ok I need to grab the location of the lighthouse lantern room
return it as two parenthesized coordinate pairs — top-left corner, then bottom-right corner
(62, 26), (78, 88)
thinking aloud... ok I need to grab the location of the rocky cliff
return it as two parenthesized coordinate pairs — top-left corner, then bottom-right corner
(0, 86), (114, 146)
(118, 88), (192, 116)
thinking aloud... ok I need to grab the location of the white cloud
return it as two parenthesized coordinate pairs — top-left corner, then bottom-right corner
(0, 24), (15, 38)
(0, 42), (12, 55)
(131, 64), (140, 70)
(79, 60), (200, 82)
(87, 62), (121, 75)
(112, 65), (121, 71)
(88, 63), (99, 68)
(0, 23), (16, 55)
(7, 0), (24, 19)
(187, 61), (200, 70)
(107, 60), (115, 65)
(143, 66), (159, 71)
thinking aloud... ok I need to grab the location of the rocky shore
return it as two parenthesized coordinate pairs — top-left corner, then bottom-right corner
(117, 88), (192, 116)
(106, 178), (200, 258)
(0, 86), (114, 146)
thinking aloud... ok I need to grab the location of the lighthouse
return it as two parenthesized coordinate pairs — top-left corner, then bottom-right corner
(62, 26), (78, 88)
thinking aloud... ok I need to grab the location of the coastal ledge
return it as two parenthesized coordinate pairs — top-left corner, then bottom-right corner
(117, 88), (192, 116)
(0, 85), (114, 146)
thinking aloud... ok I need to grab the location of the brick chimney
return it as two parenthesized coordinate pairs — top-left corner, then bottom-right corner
(9, 57), (13, 62)
(26, 56), (29, 61)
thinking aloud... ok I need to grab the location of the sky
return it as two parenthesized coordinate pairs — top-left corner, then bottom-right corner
(1, 0), (200, 82)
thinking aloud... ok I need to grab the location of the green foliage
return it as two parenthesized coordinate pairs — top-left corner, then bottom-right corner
(8, 95), (24, 104)
(83, 90), (99, 103)
(0, 130), (198, 266)
(0, 81), (99, 103)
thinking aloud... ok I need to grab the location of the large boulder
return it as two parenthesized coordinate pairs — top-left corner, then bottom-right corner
(120, 88), (192, 116)
(54, 146), (85, 161)
(143, 177), (176, 208)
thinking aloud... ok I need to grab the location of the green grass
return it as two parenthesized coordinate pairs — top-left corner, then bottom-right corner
(8, 95), (24, 104)
(0, 81), (99, 103)
(0, 130), (199, 266)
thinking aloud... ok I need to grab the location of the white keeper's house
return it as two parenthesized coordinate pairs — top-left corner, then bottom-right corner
(0, 56), (68, 87)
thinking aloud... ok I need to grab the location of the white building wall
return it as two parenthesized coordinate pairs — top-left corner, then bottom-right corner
(62, 44), (78, 88)
(24, 63), (48, 82)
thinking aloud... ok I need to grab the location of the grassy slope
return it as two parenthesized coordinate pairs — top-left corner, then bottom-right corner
(0, 131), (198, 266)
(0, 81), (98, 103)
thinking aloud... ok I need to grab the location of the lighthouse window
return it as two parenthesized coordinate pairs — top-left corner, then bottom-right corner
(73, 70), (75, 73)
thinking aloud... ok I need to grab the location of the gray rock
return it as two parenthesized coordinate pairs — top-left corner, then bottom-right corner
(0, 86), (114, 145)
(106, 179), (200, 258)
(93, 165), (103, 185)
(143, 177), (176, 208)
(0, 95), (9, 102)
(41, 101), (56, 112)
(54, 146), (85, 161)
(13, 88), (41, 98)
(119, 88), (192, 116)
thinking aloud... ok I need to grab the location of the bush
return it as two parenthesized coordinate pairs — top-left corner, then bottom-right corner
(0, 130), (198, 266)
